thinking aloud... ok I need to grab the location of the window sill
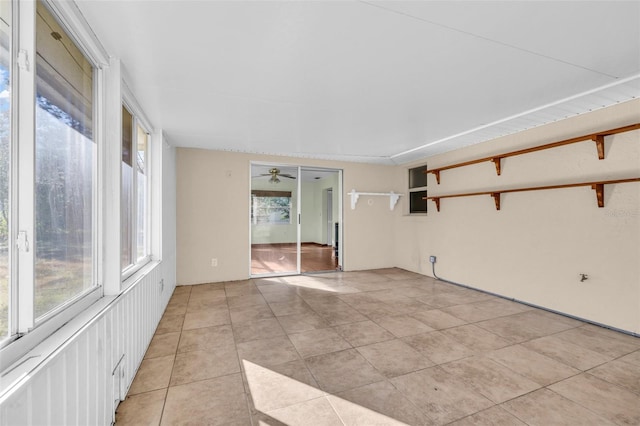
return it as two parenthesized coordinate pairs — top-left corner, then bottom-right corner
(122, 256), (154, 284)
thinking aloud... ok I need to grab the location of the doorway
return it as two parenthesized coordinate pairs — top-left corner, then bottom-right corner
(250, 163), (342, 276)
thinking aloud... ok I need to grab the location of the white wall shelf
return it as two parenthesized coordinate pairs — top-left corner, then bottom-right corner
(349, 190), (403, 211)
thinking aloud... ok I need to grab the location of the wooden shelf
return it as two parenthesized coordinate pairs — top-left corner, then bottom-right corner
(426, 123), (640, 184)
(425, 178), (640, 212)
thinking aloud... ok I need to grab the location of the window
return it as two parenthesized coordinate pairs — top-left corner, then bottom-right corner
(0, 0), (100, 348)
(122, 106), (133, 269)
(251, 191), (292, 225)
(408, 164), (428, 214)
(35, 1), (96, 318)
(121, 105), (150, 276)
(136, 126), (148, 260)
(0, 0), (10, 339)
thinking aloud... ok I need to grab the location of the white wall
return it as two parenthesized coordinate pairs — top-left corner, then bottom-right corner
(320, 173), (340, 246)
(394, 99), (640, 334)
(176, 151), (399, 284)
(301, 173), (340, 245)
(161, 141), (177, 286)
(300, 180), (319, 243)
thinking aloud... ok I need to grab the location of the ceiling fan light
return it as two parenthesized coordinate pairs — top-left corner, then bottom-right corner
(269, 175), (280, 184)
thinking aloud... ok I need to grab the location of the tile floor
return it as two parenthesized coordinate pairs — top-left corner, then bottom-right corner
(115, 268), (640, 425)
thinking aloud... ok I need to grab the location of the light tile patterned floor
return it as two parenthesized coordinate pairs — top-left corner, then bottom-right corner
(116, 269), (640, 425)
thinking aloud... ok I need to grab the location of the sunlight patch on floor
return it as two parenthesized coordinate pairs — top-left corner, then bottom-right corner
(255, 275), (360, 294)
(243, 360), (407, 425)
(286, 278), (360, 294)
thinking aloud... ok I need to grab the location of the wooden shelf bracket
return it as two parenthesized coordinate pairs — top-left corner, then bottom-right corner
(591, 183), (604, 208)
(492, 157), (502, 176)
(433, 170), (441, 185)
(592, 135), (605, 160)
(491, 192), (501, 210)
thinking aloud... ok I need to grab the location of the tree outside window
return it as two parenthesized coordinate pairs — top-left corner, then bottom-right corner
(251, 191), (292, 225)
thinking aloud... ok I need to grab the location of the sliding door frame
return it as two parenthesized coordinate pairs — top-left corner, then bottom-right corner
(249, 162), (343, 277)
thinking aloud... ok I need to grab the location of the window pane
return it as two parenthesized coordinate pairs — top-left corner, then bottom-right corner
(35, 1), (94, 319)
(136, 126), (147, 261)
(251, 194), (292, 225)
(0, 0), (10, 338)
(410, 190), (428, 213)
(121, 106), (133, 270)
(409, 165), (428, 189)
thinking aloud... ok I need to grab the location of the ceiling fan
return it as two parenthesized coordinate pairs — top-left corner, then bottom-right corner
(254, 168), (296, 184)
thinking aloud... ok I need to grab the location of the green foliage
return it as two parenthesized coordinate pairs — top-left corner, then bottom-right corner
(253, 196), (292, 224)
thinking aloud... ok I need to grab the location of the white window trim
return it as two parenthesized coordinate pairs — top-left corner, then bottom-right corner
(1, 0), (106, 368)
(15, 0), (37, 335)
(43, 0), (109, 67)
(122, 82), (153, 131)
(121, 91), (153, 282)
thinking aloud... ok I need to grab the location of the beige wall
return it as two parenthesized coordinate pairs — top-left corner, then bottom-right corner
(176, 100), (639, 333)
(393, 99), (640, 334)
(176, 151), (399, 284)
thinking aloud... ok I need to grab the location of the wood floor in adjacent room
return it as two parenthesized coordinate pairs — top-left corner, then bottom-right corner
(251, 243), (338, 275)
(116, 268), (640, 425)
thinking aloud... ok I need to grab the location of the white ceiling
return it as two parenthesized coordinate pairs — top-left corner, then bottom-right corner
(76, 0), (640, 165)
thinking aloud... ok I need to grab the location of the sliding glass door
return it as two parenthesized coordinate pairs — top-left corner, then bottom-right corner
(250, 164), (299, 275)
(250, 163), (342, 277)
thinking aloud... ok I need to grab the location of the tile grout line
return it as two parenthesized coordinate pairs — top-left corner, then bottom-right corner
(159, 285), (191, 426)
(119, 270), (640, 425)
(226, 280), (264, 425)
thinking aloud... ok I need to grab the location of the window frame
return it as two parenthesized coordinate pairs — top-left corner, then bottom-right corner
(121, 94), (152, 282)
(408, 164), (428, 214)
(0, 0), (15, 344)
(0, 0), (108, 363)
(251, 190), (293, 225)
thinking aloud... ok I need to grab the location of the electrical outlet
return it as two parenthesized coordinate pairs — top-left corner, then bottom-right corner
(211, 258), (218, 267)
(159, 278), (164, 292)
(429, 256), (437, 263)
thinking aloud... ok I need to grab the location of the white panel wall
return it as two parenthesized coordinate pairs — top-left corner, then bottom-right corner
(0, 261), (175, 425)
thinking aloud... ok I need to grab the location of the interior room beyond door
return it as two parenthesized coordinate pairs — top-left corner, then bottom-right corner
(250, 164), (341, 276)
(250, 165), (299, 275)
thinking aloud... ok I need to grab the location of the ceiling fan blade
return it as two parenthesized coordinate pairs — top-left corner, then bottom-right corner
(279, 175), (296, 179)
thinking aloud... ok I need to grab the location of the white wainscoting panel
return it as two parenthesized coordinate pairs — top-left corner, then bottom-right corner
(0, 260), (175, 425)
